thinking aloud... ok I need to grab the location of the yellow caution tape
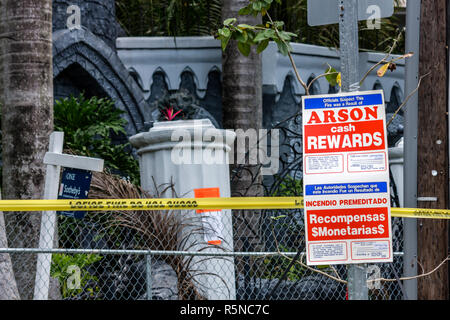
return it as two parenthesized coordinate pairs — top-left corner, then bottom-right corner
(389, 207), (450, 220)
(0, 197), (302, 212)
(0, 197), (449, 219)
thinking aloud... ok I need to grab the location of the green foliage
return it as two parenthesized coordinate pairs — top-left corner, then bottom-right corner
(115, 0), (222, 37)
(115, 0), (404, 54)
(155, 89), (199, 121)
(268, 0), (405, 53)
(50, 253), (102, 299)
(54, 94), (140, 184)
(261, 251), (332, 281)
(218, 0), (296, 57)
(237, 0), (282, 16)
(272, 175), (303, 196)
(218, 0), (405, 57)
(261, 244), (307, 281)
(324, 64), (341, 87)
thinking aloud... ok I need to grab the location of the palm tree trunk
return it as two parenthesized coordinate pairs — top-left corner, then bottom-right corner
(0, 0), (53, 300)
(0, 210), (19, 299)
(222, 0), (262, 133)
(221, 0), (264, 258)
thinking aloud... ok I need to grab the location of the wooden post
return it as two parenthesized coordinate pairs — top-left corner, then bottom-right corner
(417, 0), (449, 300)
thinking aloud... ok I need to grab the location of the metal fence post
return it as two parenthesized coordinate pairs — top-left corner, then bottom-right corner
(146, 253), (152, 300)
(338, 0), (368, 300)
(338, 0), (360, 92)
(347, 263), (368, 300)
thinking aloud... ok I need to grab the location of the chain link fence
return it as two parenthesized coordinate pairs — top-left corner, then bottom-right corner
(0, 109), (408, 301)
(0, 197), (405, 300)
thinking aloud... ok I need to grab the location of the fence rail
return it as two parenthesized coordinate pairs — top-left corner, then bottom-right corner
(0, 248), (405, 257)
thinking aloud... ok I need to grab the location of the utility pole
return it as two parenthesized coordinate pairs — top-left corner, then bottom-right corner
(417, 0), (449, 300)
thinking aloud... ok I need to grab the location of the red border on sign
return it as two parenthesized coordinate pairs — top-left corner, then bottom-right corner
(347, 151), (387, 173)
(350, 240), (391, 261)
(305, 154), (344, 175)
(307, 241), (348, 263)
(306, 207), (390, 241)
(303, 119), (386, 154)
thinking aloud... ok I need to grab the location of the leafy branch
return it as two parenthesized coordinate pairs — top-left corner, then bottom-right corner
(273, 242), (450, 289)
(217, 0), (310, 94)
(359, 29), (406, 86)
(218, 2), (421, 132)
(386, 71), (431, 128)
(217, 2), (415, 101)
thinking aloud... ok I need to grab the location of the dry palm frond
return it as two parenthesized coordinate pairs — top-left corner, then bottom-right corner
(88, 170), (218, 300)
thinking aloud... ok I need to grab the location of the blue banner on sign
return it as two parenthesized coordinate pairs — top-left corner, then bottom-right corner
(303, 93), (383, 109)
(305, 182), (387, 196)
(57, 167), (92, 219)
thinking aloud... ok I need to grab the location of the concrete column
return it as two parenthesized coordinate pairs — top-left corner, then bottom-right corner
(130, 119), (236, 300)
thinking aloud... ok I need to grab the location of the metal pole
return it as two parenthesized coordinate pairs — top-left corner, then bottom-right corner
(403, 0), (420, 300)
(338, 0), (368, 300)
(339, 0), (360, 92)
(146, 253), (152, 300)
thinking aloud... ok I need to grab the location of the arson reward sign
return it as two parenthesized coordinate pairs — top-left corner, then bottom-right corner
(302, 90), (393, 265)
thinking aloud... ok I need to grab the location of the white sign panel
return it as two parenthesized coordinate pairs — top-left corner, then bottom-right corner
(307, 0), (394, 26)
(302, 90), (393, 265)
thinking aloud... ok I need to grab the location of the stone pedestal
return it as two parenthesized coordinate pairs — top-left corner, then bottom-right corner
(130, 119), (236, 300)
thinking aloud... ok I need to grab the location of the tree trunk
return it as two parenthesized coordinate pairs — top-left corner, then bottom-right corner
(221, 0), (264, 258)
(0, 211), (20, 299)
(0, 0), (53, 300)
(417, 0), (449, 300)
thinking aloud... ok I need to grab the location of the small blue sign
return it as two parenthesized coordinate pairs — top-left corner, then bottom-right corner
(305, 181), (387, 196)
(57, 167), (92, 219)
(303, 92), (384, 110)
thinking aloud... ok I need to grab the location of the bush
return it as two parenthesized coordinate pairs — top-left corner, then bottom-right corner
(50, 253), (103, 299)
(54, 94), (140, 184)
(271, 174), (303, 197)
